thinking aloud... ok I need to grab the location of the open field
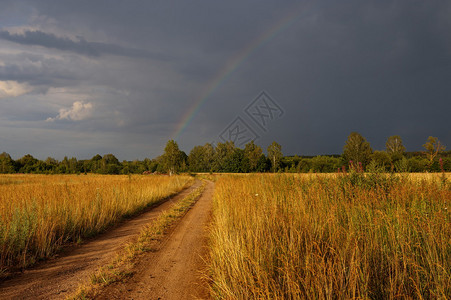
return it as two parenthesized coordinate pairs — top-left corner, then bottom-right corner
(209, 173), (450, 299)
(0, 174), (193, 274)
(0, 172), (449, 299)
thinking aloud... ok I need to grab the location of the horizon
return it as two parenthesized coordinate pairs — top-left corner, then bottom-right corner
(1, 137), (444, 162)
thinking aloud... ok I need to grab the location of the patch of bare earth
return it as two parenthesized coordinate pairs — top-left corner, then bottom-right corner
(0, 180), (202, 300)
(95, 180), (214, 300)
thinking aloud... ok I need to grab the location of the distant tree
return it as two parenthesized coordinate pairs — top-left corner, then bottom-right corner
(407, 157), (429, 172)
(155, 156), (167, 173)
(101, 154), (121, 174)
(422, 136), (446, 168)
(17, 154), (39, 173)
(188, 145), (205, 172)
(0, 152), (12, 160)
(85, 154), (102, 173)
(121, 161), (131, 174)
(281, 156), (299, 172)
(179, 150), (188, 172)
(267, 141), (282, 173)
(145, 157), (161, 173)
(130, 159), (147, 174)
(223, 148), (245, 173)
(68, 157), (80, 173)
(386, 135), (405, 156)
(213, 141), (235, 172)
(311, 156), (342, 173)
(43, 157), (58, 173)
(256, 154), (270, 172)
(45, 157), (58, 166)
(188, 143), (215, 172)
(370, 150), (392, 171)
(0, 152), (15, 173)
(92, 154), (103, 161)
(297, 158), (312, 173)
(102, 154), (119, 165)
(142, 158), (153, 171)
(240, 155), (250, 173)
(244, 141), (263, 172)
(202, 143), (215, 172)
(385, 135), (406, 163)
(342, 132), (373, 166)
(162, 140), (183, 175)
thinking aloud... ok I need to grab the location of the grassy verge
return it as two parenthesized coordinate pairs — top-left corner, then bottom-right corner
(208, 174), (450, 299)
(0, 174), (193, 275)
(69, 180), (207, 300)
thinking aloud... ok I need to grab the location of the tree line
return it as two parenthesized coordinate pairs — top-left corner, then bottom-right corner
(0, 133), (449, 174)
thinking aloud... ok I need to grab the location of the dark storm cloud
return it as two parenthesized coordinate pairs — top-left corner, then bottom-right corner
(0, 53), (79, 86)
(0, 29), (169, 60)
(0, 0), (450, 159)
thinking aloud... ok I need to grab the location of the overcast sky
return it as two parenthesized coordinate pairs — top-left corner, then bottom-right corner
(0, 0), (450, 160)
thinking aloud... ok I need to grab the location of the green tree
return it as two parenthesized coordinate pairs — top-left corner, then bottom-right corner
(162, 140), (183, 175)
(385, 135), (405, 167)
(370, 150), (391, 171)
(297, 158), (313, 173)
(188, 145), (205, 172)
(342, 132), (373, 166)
(17, 154), (39, 173)
(386, 135), (405, 158)
(0, 152), (15, 173)
(145, 157), (161, 173)
(267, 141), (282, 173)
(311, 156), (342, 173)
(256, 154), (270, 172)
(87, 154), (103, 173)
(188, 143), (215, 172)
(244, 141), (263, 172)
(129, 159), (147, 174)
(422, 136), (446, 168)
(213, 141), (235, 172)
(68, 157), (80, 173)
(223, 148), (245, 173)
(179, 150), (188, 172)
(100, 154), (121, 174)
(201, 143), (215, 172)
(407, 157), (429, 172)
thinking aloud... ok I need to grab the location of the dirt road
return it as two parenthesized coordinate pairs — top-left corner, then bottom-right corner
(0, 180), (205, 300)
(96, 180), (214, 299)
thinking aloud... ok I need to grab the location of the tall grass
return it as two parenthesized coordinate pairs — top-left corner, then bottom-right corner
(0, 174), (192, 273)
(209, 174), (450, 299)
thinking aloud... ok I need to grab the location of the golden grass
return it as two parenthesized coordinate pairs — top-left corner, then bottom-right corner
(0, 174), (193, 273)
(209, 173), (450, 299)
(70, 180), (207, 300)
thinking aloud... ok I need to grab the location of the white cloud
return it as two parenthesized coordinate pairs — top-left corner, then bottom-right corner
(46, 101), (93, 122)
(0, 80), (32, 98)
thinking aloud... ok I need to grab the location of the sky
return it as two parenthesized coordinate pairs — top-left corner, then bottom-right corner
(0, 0), (450, 160)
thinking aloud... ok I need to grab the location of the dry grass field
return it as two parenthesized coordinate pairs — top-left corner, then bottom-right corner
(0, 174), (193, 274)
(209, 173), (450, 299)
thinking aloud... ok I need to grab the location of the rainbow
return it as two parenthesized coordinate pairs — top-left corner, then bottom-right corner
(171, 4), (308, 140)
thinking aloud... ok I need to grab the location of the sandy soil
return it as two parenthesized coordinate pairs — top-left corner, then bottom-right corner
(95, 180), (214, 300)
(0, 180), (202, 300)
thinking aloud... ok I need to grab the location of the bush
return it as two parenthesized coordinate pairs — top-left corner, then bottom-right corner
(407, 157), (429, 172)
(311, 156), (342, 172)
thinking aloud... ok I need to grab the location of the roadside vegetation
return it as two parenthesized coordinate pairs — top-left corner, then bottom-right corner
(209, 173), (450, 299)
(71, 180), (207, 300)
(0, 174), (193, 275)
